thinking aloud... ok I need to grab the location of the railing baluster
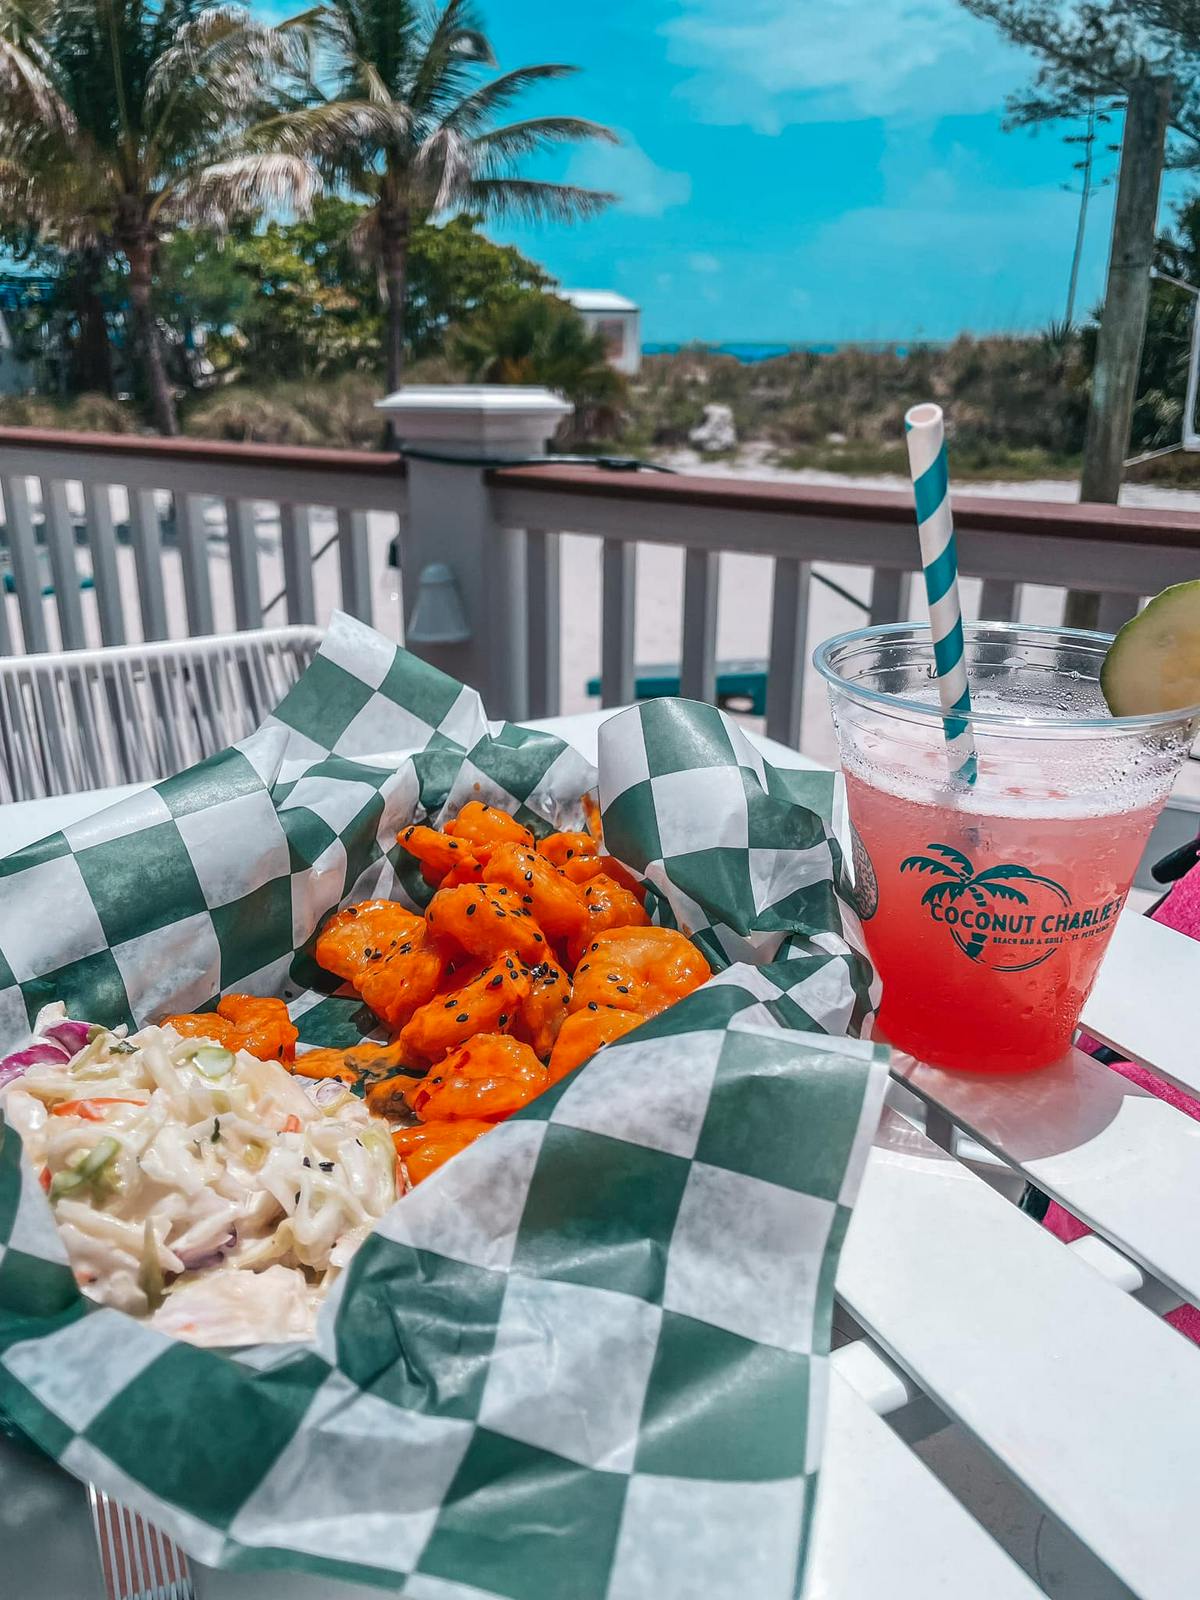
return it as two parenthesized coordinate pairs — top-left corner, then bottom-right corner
(1, 474), (47, 651)
(280, 503), (316, 623)
(225, 497), (263, 630)
(129, 487), (168, 640)
(766, 557), (811, 747)
(44, 479), (86, 649)
(680, 549), (719, 703)
(83, 482), (125, 645)
(175, 492), (214, 636)
(1096, 592), (1140, 633)
(0, 566), (12, 655)
(526, 528), (561, 718)
(336, 507), (372, 622)
(600, 538), (635, 707)
(869, 569), (911, 626)
(979, 579), (1019, 622)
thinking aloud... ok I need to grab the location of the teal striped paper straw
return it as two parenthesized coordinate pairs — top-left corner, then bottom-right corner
(904, 403), (978, 785)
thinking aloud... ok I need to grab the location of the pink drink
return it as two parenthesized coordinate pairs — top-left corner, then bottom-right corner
(844, 770), (1158, 1070)
(816, 623), (1200, 1073)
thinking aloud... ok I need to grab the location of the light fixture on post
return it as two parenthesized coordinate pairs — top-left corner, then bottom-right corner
(405, 562), (471, 645)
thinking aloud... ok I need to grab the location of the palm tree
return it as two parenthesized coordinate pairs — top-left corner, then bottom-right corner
(0, 0), (318, 434)
(258, 0), (617, 392)
(451, 291), (624, 443)
(900, 843), (1069, 962)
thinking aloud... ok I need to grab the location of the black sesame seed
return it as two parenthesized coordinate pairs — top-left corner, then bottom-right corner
(444, 1000), (456, 1009)
(617, 985), (630, 994)
(562, 996), (569, 1006)
(319, 1160), (334, 1172)
(489, 975), (503, 988)
(448, 841), (458, 850)
(302, 1157), (312, 1168)
(346, 905), (360, 917)
(607, 975), (618, 983)
(456, 1013), (469, 1023)
(566, 848), (574, 859)
(534, 934), (544, 943)
(591, 943), (599, 952)
(588, 1001), (598, 1011)
(522, 895), (533, 904)
(499, 1013), (509, 1026)
(466, 904), (476, 917)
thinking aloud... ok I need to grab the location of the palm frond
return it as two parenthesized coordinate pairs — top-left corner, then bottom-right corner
(0, 32), (74, 135)
(976, 882), (1029, 904)
(925, 843), (975, 875)
(408, 0), (493, 117)
(474, 116), (618, 168)
(461, 177), (614, 224)
(972, 863), (1070, 904)
(439, 63), (579, 133)
(162, 151), (319, 226)
(248, 99), (404, 160)
(921, 881), (962, 906)
(899, 855), (960, 877)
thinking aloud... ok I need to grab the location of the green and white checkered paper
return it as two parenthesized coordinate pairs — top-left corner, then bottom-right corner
(0, 612), (884, 1599)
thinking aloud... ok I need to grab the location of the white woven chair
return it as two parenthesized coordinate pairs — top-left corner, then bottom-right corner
(0, 626), (323, 802)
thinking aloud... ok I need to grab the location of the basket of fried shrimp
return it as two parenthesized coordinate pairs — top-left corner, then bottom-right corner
(0, 612), (883, 1598)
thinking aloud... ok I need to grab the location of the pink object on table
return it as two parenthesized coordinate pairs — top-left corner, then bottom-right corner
(1054, 858), (1200, 1342)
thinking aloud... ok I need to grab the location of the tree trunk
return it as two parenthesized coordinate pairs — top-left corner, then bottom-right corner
(381, 207), (410, 395)
(1070, 73), (1172, 629)
(124, 232), (178, 436)
(69, 246), (114, 398)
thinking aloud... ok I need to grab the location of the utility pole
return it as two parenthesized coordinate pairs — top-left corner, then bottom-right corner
(1063, 97), (1111, 328)
(1070, 72), (1172, 627)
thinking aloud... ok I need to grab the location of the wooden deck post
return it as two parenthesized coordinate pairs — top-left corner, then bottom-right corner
(375, 386), (572, 719)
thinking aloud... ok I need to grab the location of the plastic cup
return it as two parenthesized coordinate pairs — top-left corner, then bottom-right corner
(814, 621), (1200, 1071)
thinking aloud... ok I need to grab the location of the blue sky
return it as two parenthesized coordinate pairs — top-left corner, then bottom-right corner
(449, 0), (1188, 344)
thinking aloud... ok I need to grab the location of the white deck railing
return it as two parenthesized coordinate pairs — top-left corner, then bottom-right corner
(2, 403), (1200, 751)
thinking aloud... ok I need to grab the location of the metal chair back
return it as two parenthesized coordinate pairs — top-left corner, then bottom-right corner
(0, 626), (323, 802)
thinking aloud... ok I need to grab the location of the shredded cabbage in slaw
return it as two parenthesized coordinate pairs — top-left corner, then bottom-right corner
(1, 1005), (397, 1345)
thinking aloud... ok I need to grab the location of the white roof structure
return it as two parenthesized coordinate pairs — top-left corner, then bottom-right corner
(560, 289), (639, 313)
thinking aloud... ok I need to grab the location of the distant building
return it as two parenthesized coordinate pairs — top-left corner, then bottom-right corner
(560, 290), (641, 376)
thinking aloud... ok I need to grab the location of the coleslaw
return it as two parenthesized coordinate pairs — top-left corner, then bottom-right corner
(0, 1005), (397, 1345)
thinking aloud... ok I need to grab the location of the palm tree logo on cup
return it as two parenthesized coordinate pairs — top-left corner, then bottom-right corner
(901, 843), (1071, 971)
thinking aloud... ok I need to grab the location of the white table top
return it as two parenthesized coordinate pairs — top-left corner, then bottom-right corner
(3, 710), (1200, 1600)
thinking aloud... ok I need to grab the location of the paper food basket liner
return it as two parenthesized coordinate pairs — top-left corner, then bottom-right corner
(0, 613), (885, 1599)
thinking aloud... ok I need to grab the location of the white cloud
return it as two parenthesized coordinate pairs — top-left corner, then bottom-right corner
(688, 252), (722, 273)
(662, 0), (1029, 131)
(566, 134), (692, 218)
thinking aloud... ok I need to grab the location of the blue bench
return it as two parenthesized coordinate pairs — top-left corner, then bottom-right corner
(586, 659), (768, 715)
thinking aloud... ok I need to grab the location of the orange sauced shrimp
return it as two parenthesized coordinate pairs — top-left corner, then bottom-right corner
(398, 957), (531, 1064)
(393, 1119), (494, 1186)
(162, 994), (298, 1064)
(315, 901), (424, 984)
(405, 1034), (548, 1122)
(560, 852), (646, 902)
(426, 882), (547, 965)
(357, 935), (448, 1032)
(517, 956), (572, 1059)
(548, 1007), (644, 1083)
(565, 874), (651, 967)
(444, 802), (534, 863)
(537, 831), (598, 869)
(569, 927), (710, 1020)
(483, 842), (588, 947)
(397, 824), (481, 887)
(291, 1040), (407, 1083)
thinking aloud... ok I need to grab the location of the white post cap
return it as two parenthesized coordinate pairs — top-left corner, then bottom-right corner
(376, 384), (574, 458)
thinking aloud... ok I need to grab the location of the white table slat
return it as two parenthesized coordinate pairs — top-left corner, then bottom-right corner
(1081, 911), (1200, 1100)
(840, 1109), (1200, 1600)
(806, 1372), (1043, 1600)
(898, 1044), (1200, 1307)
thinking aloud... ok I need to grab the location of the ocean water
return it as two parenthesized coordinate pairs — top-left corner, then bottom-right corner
(642, 341), (924, 361)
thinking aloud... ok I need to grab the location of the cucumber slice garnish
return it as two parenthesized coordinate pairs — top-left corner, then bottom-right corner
(1101, 580), (1200, 716)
